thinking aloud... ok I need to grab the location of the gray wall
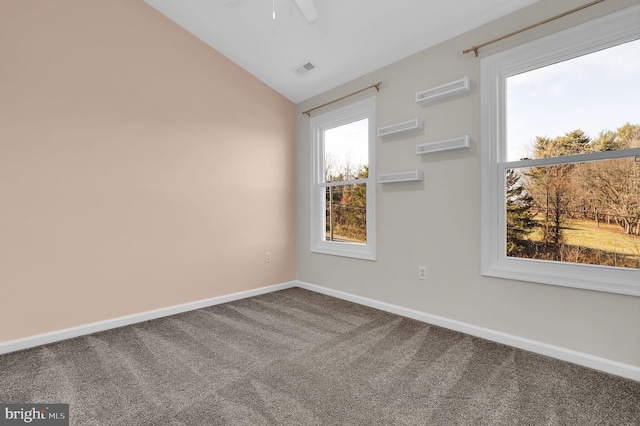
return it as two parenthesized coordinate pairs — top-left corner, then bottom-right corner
(296, 0), (640, 367)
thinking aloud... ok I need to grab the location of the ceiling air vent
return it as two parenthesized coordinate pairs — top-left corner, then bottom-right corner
(292, 61), (318, 77)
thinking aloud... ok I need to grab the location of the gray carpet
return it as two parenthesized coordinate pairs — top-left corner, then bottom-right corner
(0, 287), (638, 425)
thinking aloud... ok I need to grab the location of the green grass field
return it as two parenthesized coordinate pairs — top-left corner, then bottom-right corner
(523, 217), (640, 268)
(560, 219), (640, 257)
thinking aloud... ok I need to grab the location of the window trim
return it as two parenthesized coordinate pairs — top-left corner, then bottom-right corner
(480, 5), (640, 296)
(309, 96), (376, 260)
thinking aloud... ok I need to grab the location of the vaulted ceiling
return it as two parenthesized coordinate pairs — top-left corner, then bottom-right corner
(144, 0), (539, 103)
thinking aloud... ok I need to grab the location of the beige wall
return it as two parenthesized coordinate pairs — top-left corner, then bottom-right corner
(0, 0), (296, 342)
(296, 0), (640, 367)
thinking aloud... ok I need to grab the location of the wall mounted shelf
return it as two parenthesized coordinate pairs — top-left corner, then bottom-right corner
(377, 118), (423, 137)
(377, 170), (423, 184)
(416, 135), (470, 155)
(416, 76), (470, 104)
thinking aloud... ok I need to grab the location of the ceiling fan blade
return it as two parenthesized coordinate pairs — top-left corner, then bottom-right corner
(292, 0), (318, 23)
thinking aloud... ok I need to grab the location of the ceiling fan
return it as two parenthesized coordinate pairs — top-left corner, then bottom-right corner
(225, 0), (319, 23)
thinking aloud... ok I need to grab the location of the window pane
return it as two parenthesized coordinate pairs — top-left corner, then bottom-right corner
(325, 183), (367, 244)
(505, 158), (640, 269)
(506, 39), (640, 162)
(324, 118), (369, 182)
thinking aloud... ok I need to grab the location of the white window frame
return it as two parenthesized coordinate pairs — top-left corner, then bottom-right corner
(480, 5), (640, 296)
(310, 96), (376, 260)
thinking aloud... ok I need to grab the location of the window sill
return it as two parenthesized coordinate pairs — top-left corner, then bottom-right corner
(311, 241), (376, 261)
(482, 257), (640, 296)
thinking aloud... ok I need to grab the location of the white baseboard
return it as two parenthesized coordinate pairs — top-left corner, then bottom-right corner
(296, 281), (640, 382)
(0, 281), (297, 356)
(2, 279), (638, 382)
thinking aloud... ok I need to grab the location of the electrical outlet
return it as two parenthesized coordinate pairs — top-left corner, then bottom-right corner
(265, 252), (272, 263)
(418, 266), (427, 280)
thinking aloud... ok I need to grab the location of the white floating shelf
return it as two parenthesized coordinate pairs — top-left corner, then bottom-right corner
(416, 135), (470, 155)
(377, 118), (423, 137)
(377, 170), (423, 184)
(416, 76), (470, 104)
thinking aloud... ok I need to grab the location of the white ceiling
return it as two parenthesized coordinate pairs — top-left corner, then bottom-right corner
(144, 0), (538, 103)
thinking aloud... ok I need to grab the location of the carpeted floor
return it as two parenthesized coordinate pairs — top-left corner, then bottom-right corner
(0, 287), (638, 425)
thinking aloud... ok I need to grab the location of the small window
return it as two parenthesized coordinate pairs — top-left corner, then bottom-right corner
(310, 97), (376, 260)
(481, 5), (640, 295)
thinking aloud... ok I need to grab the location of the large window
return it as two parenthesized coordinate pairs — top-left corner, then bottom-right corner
(481, 5), (640, 296)
(310, 96), (376, 260)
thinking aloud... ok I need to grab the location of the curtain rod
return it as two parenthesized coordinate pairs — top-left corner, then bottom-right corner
(302, 82), (382, 117)
(462, 0), (605, 57)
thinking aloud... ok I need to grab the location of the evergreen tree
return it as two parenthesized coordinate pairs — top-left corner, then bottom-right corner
(556, 129), (590, 155)
(506, 169), (536, 256)
(589, 129), (619, 152)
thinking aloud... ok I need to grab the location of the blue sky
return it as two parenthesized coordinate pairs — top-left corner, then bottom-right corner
(506, 38), (640, 161)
